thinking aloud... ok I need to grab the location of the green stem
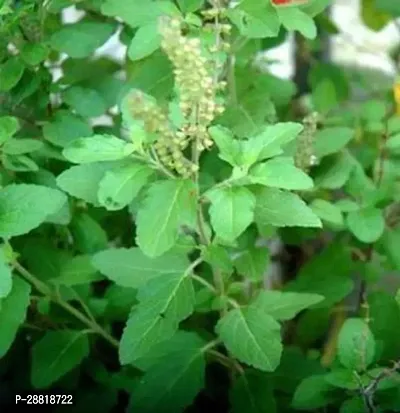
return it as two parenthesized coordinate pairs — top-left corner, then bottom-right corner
(13, 262), (119, 349)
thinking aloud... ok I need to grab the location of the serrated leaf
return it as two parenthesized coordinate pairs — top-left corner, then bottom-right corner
(216, 306), (282, 372)
(0, 248), (12, 299)
(346, 207), (385, 243)
(57, 162), (112, 206)
(251, 290), (324, 321)
(0, 184), (67, 239)
(50, 22), (116, 58)
(2, 138), (43, 155)
(98, 163), (153, 210)
(119, 271), (195, 364)
(277, 7), (317, 39)
(63, 135), (135, 164)
(314, 127), (354, 158)
(249, 158), (314, 190)
(0, 277), (31, 357)
(92, 247), (189, 289)
(208, 186), (255, 242)
(230, 370), (276, 413)
(136, 179), (196, 257)
(0, 116), (19, 144)
(129, 336), (206, 413)
(208, 125), (242, 166)
(31, 330), (90, 388)
(337, 318), (375, 371)
(254, 187), (322, 228)
(128, 22), (161, 61)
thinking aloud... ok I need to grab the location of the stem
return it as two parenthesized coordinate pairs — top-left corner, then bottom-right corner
(13, 262), (119, 349)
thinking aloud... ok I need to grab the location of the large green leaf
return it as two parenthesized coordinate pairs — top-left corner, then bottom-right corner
(98, 163), (153, 210)
(230, 370), (276, 413)
(208, 186), (255, 242)
(128, 22), (161, 61)
(31, 330), (90, 388)
(50, 22), (116, 58)
(337, 318), (375, 372)
(119, 271), (195, 364)
(346, 207), (385, 243)
(216, 306), (282, 372)
(314, 127), (354, 158)
(254, 187), (322, 228)
(136, 179), (196, 257)
(57, 162), (112, 206)
(251, 291), (324, 321)
(0, 277), (31, 357)
(63, 135), (135, 164)
(129, 334), (206, 413)
(63, 86), (107, 118)
(249, 158), (314, 190)
(0, 184), (67, 239)
(92, 247), (189, 289)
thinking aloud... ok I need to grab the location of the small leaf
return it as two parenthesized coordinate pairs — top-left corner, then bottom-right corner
(251, 290), (324, 320)
(53, 255), (102, 286)
(278, 7), (317, 39)
(63, 135), (135, 164)
(136, 180), (196, 257)
(249, 158), (314, 190)
(63, 86), (107, 118)
(346, 207), (385, 243)
(92, 247), (189, 289)
(31, 330), (90, 388)
(20, 43), (49, 66)
(314, 127), (354, 158)
(128, 22), (161, 61)
(0, 277), (31, 357)
(254, 187), (322, 228)
(234, 246), (269, 281)
(0, 184), (67, 239)
(216, 306), (282, 372)
(208, 125), (242, 166)
(0, 57), (24, 91)
(208, 186), (255, 242)
(98, 163), (153, 210)
(2, 138), (43, 155)
(50, 22), (116, 58)
(310, 199), (344, 226)
(0, 116), (19, 144)
(292, 375), (336, 409)
(337, 318), (375, 371)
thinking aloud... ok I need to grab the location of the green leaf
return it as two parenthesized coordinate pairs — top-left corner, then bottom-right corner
(249, 158), (314, 190)
(102, 0), (166, 28)
(310, 199), (344, 226)
(346, 207), (385, 243)
(136, 179), (196, 257)
(92, 247), (189, 289)
(292, 375), (336, 410)
(98, 163), (153, 210)
(324, 369), (362, 390)
(43, 111), (92, 148)
(63, 135), (135, 164)
(119, 271), (195, 364)
(337, 318), (375, 371)
(70, 213), (108, 254)
(386, 133), (400, 153)
(208, 186), (255, 243)
(0, 116), (19, 144)
(277, 7), (317, 39)
(0, 184), (67, 239)
(63, 86), (107, 118)
(0, 277), (31, 357)
(251, 291), (324, 321)
(254, 187), (322, 228)
(128, 22), (161, 61)
(230, 370), (276, 413)
(314, 127), (354, 158)
(216, 306), (282, 372)
(31, 330), (90, 388)
(208, 125), (242, 167)
(245, 122), (304, 165)
(20, 43), (49, 66)
(57, 162), (112, 206)
(0, 57), (25, 91)
(50, 22), (116, 58)
(234, 246), (269, 281)
(0, 248), (12, 299)
(53, 255), (102, 286)
(2, 138), (43, 155)
(315, 151), (355, 189)
(177, 0), (204, 13)
(130, 336), (206, 413)
(382, 227), (400, 270)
